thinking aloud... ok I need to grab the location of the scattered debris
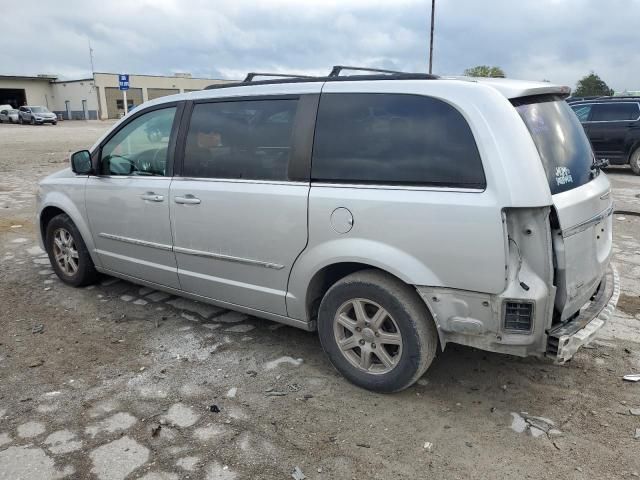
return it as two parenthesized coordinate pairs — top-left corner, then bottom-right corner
(264, 356), (303, 371)
(423, 441), (434, 452)
(630, 408), (640, 416)
(31, 324), (44, 334)
(226, 387), (237, 398)
(209, 405), (220, 413)
(635, 428), (640, 440)
(265, 391), (288, 397)
(28, 359), (44, 368)
(356, 443), (371, 448)
(291, 466), (306, 480)
(623, 374), (640, 382)
(287, 383), (302, 392)
(511, 412), (560, 439)
(151, 424), (162, 437)
(245, 370), (258, 377)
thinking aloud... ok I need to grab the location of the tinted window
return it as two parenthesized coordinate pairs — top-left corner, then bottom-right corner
(515, 97), (594, 195)
(183, 99), (297, 180)
(570, 103), (592, 122)
(590, 102), (640, 121)
(101, 107), (176, 176)
(311, 93), (485, 187)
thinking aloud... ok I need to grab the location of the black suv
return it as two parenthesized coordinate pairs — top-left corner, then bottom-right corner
(569, 97), (640, 174)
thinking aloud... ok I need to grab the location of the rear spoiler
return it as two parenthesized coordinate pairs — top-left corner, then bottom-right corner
(441, 76), (572, 100)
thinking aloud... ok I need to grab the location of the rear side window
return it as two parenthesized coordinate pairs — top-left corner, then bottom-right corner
(311, 93), (485, 188)
(570, 103), (592, 122)
(183, 99), (298, 181)
(590, 102), (640, 122)
(515, 96), (594, 195)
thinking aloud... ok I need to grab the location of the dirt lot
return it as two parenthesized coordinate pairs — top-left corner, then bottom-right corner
(1, 121), (639, 480)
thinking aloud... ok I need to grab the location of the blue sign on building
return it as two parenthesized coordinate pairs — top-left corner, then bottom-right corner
(119, 74), (129, 91)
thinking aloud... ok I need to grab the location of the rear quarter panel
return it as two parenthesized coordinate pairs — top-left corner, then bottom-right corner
(286, 80), (553, 322)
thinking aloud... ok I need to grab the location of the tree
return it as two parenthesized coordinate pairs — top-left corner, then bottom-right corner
(574, 72), (614, 97)
(463, 65), (506, 78)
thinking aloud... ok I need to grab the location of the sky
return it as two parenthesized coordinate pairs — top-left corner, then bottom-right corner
(2, 0), (639, 92)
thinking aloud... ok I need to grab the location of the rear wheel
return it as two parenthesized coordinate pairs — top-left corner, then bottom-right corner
(317, 269), (438, 393)
(45, 214), (98, 287)
(30, 117), (35, 125)
(630, 148), (640, 175)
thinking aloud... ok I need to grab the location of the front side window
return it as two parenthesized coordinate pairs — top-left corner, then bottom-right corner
(590, 102), (640, 122)
(100, 107), (176, 176)
(311, 93), (485, 188)
(570, 103), (592, 122)
(183, 99), (298, 181)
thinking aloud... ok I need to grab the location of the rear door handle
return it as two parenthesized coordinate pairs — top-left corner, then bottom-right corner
(174, 194), (201, 205)
(140, 192), (164, 202)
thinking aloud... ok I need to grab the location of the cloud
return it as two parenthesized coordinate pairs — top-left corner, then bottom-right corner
(1, 0), (638, 91)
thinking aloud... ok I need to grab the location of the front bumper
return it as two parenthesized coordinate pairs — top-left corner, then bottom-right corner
(546, 264), (620, 363)
(35, 117), (56, 124)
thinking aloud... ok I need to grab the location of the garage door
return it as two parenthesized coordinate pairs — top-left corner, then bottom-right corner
(104, 87), (143, 119)
(0, 88), (26, 108)
(147, 88), (179, 101)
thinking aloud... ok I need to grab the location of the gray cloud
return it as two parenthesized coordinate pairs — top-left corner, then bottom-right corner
(2, 0), (638, 91)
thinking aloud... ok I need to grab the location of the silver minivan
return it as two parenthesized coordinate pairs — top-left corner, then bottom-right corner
(36, 67), (619, 392)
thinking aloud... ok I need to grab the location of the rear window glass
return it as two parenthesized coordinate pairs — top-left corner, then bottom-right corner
(312, 93), (485, 188)
(515, 96), (594, 195)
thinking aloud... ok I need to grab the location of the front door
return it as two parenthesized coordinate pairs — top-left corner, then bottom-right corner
(86, 105), (181, 288)
(170, 95), (317, 315)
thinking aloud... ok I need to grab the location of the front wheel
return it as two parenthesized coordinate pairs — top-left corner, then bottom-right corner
(45, 213), (98, 287)
(317, 270), (438, 393)
(630, 148), (640, 175)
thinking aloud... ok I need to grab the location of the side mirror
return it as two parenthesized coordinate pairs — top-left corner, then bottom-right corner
(70, 150), (92, 175)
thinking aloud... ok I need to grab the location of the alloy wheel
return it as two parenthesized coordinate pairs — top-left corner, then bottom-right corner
(333, 298), (403, 374)
(52, 228), (79, 276)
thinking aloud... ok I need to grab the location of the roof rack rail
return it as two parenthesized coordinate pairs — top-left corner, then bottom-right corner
(329, 65), (410, 77)
(243, 72), (317, 82)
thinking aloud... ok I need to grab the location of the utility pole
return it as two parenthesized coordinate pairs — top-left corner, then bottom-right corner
(428, 0), (435, 74)
(88, 39), (95, 74)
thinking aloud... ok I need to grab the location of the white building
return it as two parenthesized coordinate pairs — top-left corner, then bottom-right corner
(0, 72), (232, 120)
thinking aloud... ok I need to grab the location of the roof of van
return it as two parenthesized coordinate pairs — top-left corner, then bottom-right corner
(199, 74), (570, 100)
(141, 74), (571, 109)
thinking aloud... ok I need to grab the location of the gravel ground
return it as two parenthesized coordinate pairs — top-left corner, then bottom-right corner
(0, 121), (639, 480)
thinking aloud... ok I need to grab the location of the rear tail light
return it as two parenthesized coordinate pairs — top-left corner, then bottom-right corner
(503, 301), (534, 333)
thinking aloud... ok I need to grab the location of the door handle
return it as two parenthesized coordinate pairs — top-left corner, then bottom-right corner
(140, 192), (164, 202)
(174, 194), (201, 205)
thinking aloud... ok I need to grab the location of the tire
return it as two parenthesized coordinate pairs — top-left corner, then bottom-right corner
(30, 117), (35, 125)
(19, 116), (23, 125)
(52, 121), (57, 125)
(630, 148), (640, 175)
(45, 213), (98, 287)
(317, 269), (438, 393)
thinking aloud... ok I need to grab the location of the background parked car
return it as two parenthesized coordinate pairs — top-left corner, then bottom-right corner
(0, 108), (19, 123)
(18, 105), (58, 125)
(568, 97), (640, 174)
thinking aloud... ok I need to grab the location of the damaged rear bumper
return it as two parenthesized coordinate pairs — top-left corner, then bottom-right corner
(546, 264), (620, 363)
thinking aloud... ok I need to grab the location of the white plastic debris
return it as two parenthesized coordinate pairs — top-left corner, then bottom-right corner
(291, 466), (306, 480)
(623, 374), (640, 382)
(423, 441), (434, 452)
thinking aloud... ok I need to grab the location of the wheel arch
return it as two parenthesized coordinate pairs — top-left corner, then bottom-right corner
(39, 199), (101, 268)
(287, 242), (442, 325)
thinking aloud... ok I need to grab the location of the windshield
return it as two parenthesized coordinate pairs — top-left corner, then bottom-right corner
(514, 95), (594, 195)
(30, 106), (49, 113)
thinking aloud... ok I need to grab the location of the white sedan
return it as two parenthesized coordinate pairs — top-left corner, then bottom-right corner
(0, 108), (19, 123)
